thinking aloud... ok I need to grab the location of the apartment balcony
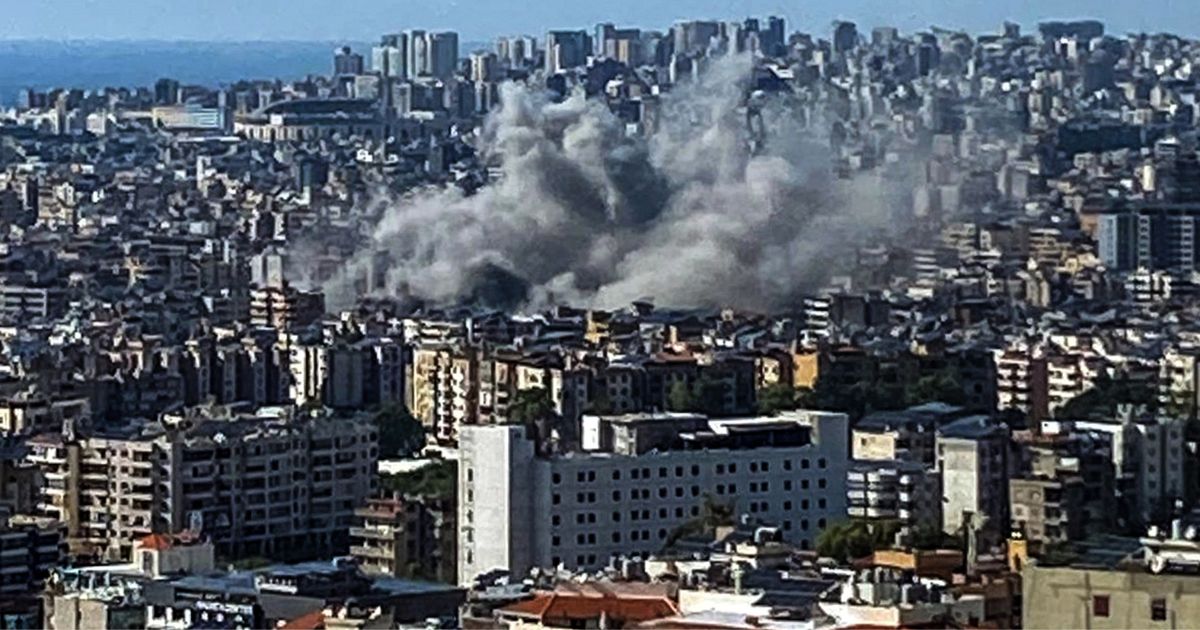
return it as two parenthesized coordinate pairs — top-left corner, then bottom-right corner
(350, 526), (397, 541)
(350, 545), (396, 561)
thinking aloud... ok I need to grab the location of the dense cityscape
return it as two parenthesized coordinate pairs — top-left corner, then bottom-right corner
(0, 13), (1199, 629)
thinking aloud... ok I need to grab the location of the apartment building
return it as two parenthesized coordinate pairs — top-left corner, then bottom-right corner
(993, 345), (1048, 421)
(287, 334), (406, 410)
(28, 405), (377, 560)
(853, 403), (969, 465)
(1076, 413), (1188, 527)
(937, 415), (1011, 537)
(846, 459), (942, 534)
(409, 344), (584, 445)
(458, 410), (849, 583)
(248, 285), (324, 330)
(0, 514), (63, 600)
(349, 494), (456, 582)
(1010, 477), (1084, 543)
(1159, 343), (1200, 416)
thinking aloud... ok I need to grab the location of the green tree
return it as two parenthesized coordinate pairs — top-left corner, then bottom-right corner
(1059, 374), (1158, 419)
(905, 370), (967, 407)
(374, 404), (425, 459)
(816, 520), (900, 562)
(757, 382), (799, 415)
(666, 495), (736, 547)
(379, 459), (456, 499)
(508, 387), (553, 425)
(667, 380), (697, 412)
(584, 390), (614, 415)
(909, 524), (959, 550)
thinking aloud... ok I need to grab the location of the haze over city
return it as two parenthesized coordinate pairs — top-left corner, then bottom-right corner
(4, 5), (1200, 630)
(2, 0), (1199, 41)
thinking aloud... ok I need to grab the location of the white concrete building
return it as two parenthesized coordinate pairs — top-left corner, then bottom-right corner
(937, 415), (1011, 536)
(457, 410), (849, 584)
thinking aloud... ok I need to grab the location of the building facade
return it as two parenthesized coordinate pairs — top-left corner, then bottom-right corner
(458, 410), (849, 583)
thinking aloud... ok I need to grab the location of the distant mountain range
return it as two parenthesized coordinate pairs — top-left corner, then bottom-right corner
(0, 39), (495, 106)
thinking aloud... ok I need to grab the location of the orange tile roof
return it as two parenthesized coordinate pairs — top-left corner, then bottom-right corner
(138, 533), (174, 551)
(498, 593), (679, 625)
(279, 609), (325, 630)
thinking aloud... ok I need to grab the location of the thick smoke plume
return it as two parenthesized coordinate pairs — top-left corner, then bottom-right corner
(325, 56), (909, 312)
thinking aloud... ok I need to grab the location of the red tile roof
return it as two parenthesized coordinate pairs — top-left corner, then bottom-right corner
(138, 534), (174, 551)
(498, 593), (679, 625)
(279, 609), (325, 630)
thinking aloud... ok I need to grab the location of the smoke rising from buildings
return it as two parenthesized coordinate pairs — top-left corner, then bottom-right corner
(324, 55), (911, 312)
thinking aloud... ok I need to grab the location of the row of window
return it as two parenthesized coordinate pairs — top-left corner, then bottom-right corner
(553, 529), (669, 548)
(551, 504), (829, 529)
(558, 478), (831, 505)
(551, 458), (830, 486)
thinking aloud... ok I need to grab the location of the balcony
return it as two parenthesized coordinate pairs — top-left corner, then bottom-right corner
(350, 526), (396, 540)
(350, 545), (394, 560)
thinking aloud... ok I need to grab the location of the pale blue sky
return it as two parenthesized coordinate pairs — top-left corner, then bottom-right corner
(1, 0), (1197, 42)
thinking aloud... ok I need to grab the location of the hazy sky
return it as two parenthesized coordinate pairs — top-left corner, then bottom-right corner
(2, 0), (1197, 42)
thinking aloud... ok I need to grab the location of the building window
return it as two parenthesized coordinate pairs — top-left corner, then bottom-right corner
(612, 471), (621, 481)
(1093, 595), (1110, 618)
(1151, 598), (1166, 621)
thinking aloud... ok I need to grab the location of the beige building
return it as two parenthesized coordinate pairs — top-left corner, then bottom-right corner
(409, 345), (581, 446)
(1024, 561), (1200, 629)
(29, 405), (376, 560)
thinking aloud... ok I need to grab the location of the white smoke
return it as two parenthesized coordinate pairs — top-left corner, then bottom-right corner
(324, 55), (910, 311)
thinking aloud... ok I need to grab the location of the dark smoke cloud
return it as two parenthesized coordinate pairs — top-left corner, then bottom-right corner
(323, 55), (910, 312)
